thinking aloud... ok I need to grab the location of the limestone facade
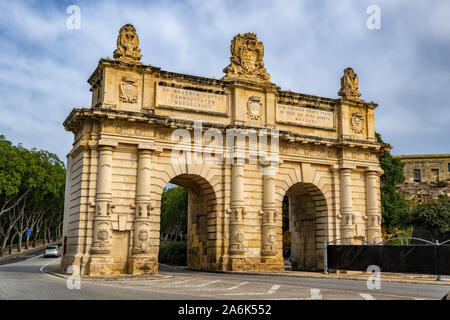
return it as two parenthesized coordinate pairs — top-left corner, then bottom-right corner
(393, 154), (450, 204)
(61, 26), (386, 275)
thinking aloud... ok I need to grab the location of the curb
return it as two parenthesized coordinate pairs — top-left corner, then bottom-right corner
(220, 271), (450, 286)
(160, 264), (450, 286)
(42, 263), (173, 282)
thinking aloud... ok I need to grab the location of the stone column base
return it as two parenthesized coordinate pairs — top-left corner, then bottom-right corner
(128, 256), (158, 275)
(228, 257), (246, 271)
(260, 256), (284, 271)
(88, 255), (114, 275)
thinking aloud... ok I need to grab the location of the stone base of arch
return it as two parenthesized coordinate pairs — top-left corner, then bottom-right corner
(128, 256), (158, 275)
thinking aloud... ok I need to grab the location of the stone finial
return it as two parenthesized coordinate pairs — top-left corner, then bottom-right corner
(338, 67), (361, 100)
(113, 24), (142, 64)
(222, 33), (270, 83)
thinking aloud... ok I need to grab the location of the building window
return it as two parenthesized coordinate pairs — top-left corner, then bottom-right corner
(413, 169), (421, 182)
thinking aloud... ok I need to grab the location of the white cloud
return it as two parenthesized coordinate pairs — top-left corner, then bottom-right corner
(0, 0), (449, 160)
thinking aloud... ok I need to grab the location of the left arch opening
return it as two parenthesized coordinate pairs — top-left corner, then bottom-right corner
(159, 174), (217, 270)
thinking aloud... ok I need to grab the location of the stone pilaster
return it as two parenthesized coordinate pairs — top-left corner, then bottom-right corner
(89, 143), (115, 275)
(228, 158), (246, 270)
(261, 165), (277, 257)
(129, 147), (158, 274)
(340, 167), (355, 244)
(365, 169), (382, 243)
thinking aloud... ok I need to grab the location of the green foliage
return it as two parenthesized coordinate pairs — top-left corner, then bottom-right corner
(159, 241), (187, 265)
(393, 195), (450, 241)
(375, 133), (410, 232)
(0, 135), (26, 196)
(0, 134), (66, 251)
(160, 186), (188, 240)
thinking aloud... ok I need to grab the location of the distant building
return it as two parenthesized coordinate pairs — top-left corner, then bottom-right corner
(393, 154), (450, 204)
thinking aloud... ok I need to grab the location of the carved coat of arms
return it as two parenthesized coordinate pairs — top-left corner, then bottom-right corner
(223, 33), (270, 83)
(351, 113), (365, 134)
(113, 24), (142, 64)
(247, 96), (262, 120)
(338, 67), (361, 100)
(119, 76), (138, 103)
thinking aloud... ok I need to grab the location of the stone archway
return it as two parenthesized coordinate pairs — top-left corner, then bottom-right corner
(164, 174), (217, 271)
(61, 25), (385, 276)
(284, 182), (328, 271)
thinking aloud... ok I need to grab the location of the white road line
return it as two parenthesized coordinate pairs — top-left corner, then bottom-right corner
(170, 279), (192, 285)
(227, 282), (248, 290)
(267, 285), (281, 294)
(39, 258), (63, 279)
(0, 253), (44, 266)
(222, 284), (282, 296)
(93, 282), (223, 299)
(359, 293), (376, 300)
(193, 280), (219, 287)
(306, 288), (322, 300)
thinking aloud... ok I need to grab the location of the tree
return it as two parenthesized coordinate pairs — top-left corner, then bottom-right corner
(375, 133), (410, 234)
(393, 195), (450, 242)
(0, 135), (66, 255)
(160, 186), (188, 243)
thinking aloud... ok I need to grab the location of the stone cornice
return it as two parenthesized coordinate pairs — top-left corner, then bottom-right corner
(64, 107), (383, 152)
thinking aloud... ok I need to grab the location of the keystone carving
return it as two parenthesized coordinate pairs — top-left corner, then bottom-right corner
(113, 24), (143, 64)
(223, 33), (270, 83)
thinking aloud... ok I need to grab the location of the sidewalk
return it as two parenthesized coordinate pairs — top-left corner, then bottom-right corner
(221, 269), (450, 286)
(0, 240), (60, 265)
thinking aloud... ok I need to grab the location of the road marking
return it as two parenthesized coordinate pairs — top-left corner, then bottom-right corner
(267, 285), (281, 294)
(222, 284), (282, 296)
(359, 293), (376, 300)
(171, 279), (191, 285)
(227, 282), (248, 290)
(0, 253), (44, 266)
(193, 280), (219, 287)
(306, 288), (322, 300)
(93, 282), (222, 299)
(39, 258), (63, 280)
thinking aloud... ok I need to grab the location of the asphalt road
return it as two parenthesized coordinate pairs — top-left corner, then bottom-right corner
(0, 254), (448, 300)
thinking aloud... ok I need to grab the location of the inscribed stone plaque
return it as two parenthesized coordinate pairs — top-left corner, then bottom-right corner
(276, 104), (334, 129)
(156, 85), (227, 114)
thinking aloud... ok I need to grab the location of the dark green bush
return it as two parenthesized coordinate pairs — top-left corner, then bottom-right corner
(159, 241), (187, 265)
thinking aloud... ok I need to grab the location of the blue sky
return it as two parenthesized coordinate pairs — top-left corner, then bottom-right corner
(0, 0), (449, 161)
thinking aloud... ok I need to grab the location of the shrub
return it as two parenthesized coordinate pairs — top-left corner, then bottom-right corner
(159, 241), (187, 265)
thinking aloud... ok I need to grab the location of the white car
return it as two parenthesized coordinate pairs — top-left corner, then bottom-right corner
(44, 245), (61, 258)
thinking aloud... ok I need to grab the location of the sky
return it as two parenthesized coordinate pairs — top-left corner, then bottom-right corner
(0, 0), (449, 162)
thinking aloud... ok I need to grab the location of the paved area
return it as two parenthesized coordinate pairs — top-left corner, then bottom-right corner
(0, 241), (60, 266)
(0, 254), (448, 300)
